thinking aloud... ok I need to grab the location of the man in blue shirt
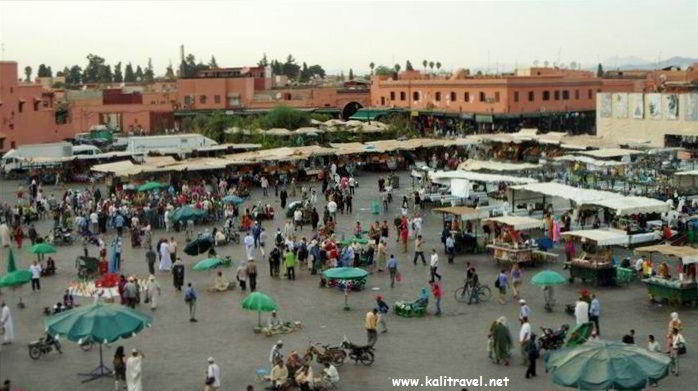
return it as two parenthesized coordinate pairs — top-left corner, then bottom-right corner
(386, 255), (398, 288)
(184, 283), (198, 322)
(114, 214), (125, 237)
(589, 294), (600, 336)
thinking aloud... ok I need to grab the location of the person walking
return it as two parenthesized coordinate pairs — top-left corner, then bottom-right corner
(0, 302), (14, 345)
(144, 274), (161, 311)
(236, 262), (248, 291)
(386, 254), (398, 288)
(445, 234), (455, 264)
(496, 269), (508, 304)
(666, 312), (682, 353)
(244, 231), (255, 260)
(377, 239), (387, 272)
(284, 247), (296, 280)
(126, 349), (143, 391)
(112, 346), (127, 391)
(145, 246), (156, 275)
(184, 283), (198, 322)
(376, 296), (390, 333)
(670, 328), (685, 376)
(491, 316), (512, 365)
(413, 235), (426, 265)
(519, 316), (531, 366)
(574, 296), (589, 326)
(431, 281), (443, 316)
(261, 176), (269, 197)
(510, 264), (522, 299)
(113, 237), (123, 272)
(429, 249), (441, 283)
(589, 294), (601, 336)
(365, 308), (378, 346)
(30, 261), (41, 292)
(525, 334), (539, 378)
(172, 258), (185, 291)
(205, 357), (222, 391)
(247, 259), (258, 291)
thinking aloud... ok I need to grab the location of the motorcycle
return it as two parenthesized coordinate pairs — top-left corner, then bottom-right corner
(28, 334), (62, 360)
(341, 336), (375, 366)
(48, 226), (73, 246)
(304, 339), (346, 367)
(537, 324), (569, 351)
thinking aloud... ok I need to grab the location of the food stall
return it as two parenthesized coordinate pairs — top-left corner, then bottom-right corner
(483, 216), (543, 265)
(635, 244), (698, 306)
(562, 230), (629, 286)
(433, 206), (489, 253)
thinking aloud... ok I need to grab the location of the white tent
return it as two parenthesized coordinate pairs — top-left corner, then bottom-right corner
(483, 216), (542, 230)
(457, 160), (542, 172)
(562, 229), (629, 246)
(429, 170), (538, 185)
(584, 197), (670, 216)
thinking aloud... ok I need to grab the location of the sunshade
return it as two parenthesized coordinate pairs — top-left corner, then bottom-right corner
(241, 292), (279, 327)
(566, 322), (594, 348)
(137, 181), (164, 192)
(483, 216), (542, 230)
(30, 242), (57, 254)
(183, 237), (214, 256)
(544, 340), (670, 390)
(562, 230), (629, 246)
(223, 195), (245, 205)
(193, 257), (233, 271)
(338, 238), (369, 246)
(323, 267), (368, 280)
(531, 270), (566, 286)
(0, 249), (32, 288)
(171, 205), (206, 222)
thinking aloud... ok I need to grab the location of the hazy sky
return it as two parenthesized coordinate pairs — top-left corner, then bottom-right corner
(1, 0), (697, 76)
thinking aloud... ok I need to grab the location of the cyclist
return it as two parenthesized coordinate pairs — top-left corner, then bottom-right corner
(468, 268), (481, 305)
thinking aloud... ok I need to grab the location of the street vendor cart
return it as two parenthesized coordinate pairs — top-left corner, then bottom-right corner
(562, 230), (629, 287)
(433, 206), (488, 254)
(483, 216), (544, 265)
(635, 244), (698, 307)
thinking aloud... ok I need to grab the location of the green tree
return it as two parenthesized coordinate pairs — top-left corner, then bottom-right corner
(394, 64), (401, 73)
(97, 64), (112, 83)
(348, 68), (354, 80)
(67, 65), (82, 85)
(37, 64), (48, 77)
(282, 54), (300, 79)
(124, 63), (136, 82)
(257, 53), (269, 67)
(135, 65), (144, 82)
(596, 63), (604, 77)
(165, 62), (175, 80)
(24, 66), (32, 82)
(339, 71), (345, 82)
(271, 60), (283, 75)
(374, 65), (393, 76)
(208, 55), (218, 68)
(61, 66), (70, 78)
(307, 65), (325, 78)
(199, 110), (230, 143)
(113, 62), (123, 82)
(144, 58), (155, 82)
(83, 54), (107, 83)
(47, 66), (53, 77)
(405, 60), (414, 71)
(422, 59), (428, 71)
(369, 62), (375, 75)
(260, 106), (311, 130)
(429, 61), (435, 72)
(436, 62), (441, 72)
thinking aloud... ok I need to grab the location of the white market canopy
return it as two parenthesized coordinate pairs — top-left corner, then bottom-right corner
(91, 160), (142, 176)
(562, 229), (629, 246)
(635, 244), (698, 264)
(428, 170), (538, 185)
(575, 148), (645, 159)
(583, 197), (670, 216)
(457, 160), (542, 172)
(554, 155), (627, 167)
(482, 216), (542, 230)
(432, 206), (488, 220)
(674, 170), (698, 177)
(510, 182), (624, 205)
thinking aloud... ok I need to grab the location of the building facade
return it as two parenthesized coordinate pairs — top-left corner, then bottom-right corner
(596, 92), (698, 147)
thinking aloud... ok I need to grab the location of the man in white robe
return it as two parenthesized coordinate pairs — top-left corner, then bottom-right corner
(126, 349), (143, 391)
(1, 302), (14, 344)
(159, 240), (172, 271)
(0, 223), (10, 247)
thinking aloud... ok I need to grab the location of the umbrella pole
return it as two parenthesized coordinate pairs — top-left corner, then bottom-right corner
(79, 343), (112, 383)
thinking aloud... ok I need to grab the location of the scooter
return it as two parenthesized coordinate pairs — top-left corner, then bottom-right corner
(28, 334), (62, 360)
(537, 324), (569, 351)
(341, 336), (375, 366)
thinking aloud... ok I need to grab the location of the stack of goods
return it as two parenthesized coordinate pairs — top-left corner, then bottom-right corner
(645, 276), (698, 289)
(328, 278), (365, 291)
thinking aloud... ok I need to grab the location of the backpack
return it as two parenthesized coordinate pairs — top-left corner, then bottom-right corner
(184, 289), (195, 302)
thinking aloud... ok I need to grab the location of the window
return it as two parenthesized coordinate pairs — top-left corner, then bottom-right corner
(588, 89), (592, 99)
(543, 91), (550, 101)
(513, 91), (519, 102)
(400, 91), (406, 101)
(435, 92), (441, 101)
(464, 92), (470, 102)
(227, 94), (240, 106)
(575, 90), (580, 100)
(381, 96), (385, 105)
(18, 101), (23, 113)
(562, 90), (569, 100)
(528, 91), (534, 101)
(450, 92), (456, 101)
(495, 92), (500, 103)
(214, 95), (221, 104)
(413, 91), (419, 101)
(479, 92), (485, 102)
(184, 95), (192, 105)
(390, 91), (395, 100)
(200, 95), (207, 104)
(33, 101), (39, 111)
(554, 91), (560, 100)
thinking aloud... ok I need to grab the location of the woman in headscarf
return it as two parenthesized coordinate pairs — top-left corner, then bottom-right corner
(492, 316), (512, 365)
(159, 239), (172, 271)
(172, 257), (185, 291)
(144, 274), (161, 311)
(666, 312), (683, 353)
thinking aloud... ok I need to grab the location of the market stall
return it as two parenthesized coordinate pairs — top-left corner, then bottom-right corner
(483, 216), (543, 265)
(562, 230), (629, 286)
(635, 244), (698, 306)
(433, 206), (489, 253)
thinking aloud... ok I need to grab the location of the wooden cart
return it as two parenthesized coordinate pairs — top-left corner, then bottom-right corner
(635, 244), (698, 306)
(562, 229), (630, 286)
(642, 278), (698, 307)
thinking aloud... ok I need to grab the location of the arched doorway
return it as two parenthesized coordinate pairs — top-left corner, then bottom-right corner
(341, 102), (363, 120)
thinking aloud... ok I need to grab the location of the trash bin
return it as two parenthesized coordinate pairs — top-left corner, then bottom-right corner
(371, 201), (380, 215)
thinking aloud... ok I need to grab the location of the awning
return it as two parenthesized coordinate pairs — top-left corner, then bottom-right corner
(428, 170), (538, 185)
(635, 245), (698, 264)
(575, 148), (644, 159)
(348, 108), (403, 121)
(583, 197), (670, 216)
(91, 160), (142, 176)
(510, 183), (625, 205)
(554, 155), (627, 167)
(482, 216), (542, 230)
(457, 160), (542, 172)
(475, 114), (493, 123)
(562, 229), (629, 246)
(675, 170), (698, 177)
(432, 206), (487, 220)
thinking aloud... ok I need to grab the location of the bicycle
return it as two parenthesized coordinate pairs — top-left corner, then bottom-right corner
(454, 281), (491, 303)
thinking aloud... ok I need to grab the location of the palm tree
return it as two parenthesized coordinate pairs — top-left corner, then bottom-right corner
(422, 60), (428, 72)
(429, 61), (435, 73)
(394, 64), (401, 73)
(436, 62), (442, 72)
(369, 62), (375, 75)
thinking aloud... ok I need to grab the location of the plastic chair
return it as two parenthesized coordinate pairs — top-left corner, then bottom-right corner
(255, 368), (269, 382)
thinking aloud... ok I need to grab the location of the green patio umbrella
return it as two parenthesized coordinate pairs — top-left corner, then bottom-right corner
(137, 181), (164, 192)
(531, 270), (566, 286)
(193, 257), (233, 271)
(0, 249), (32, 308)
(241, 292), (279, 328)
(45, 303), (153, 382)
(171, 205), (206, 222)
(566, 322), (594, 348)
(323, 267), (368, 280)
(544, 339), (671, 390)
(29, 242), (56, 261)
(338, 238), (369, 246)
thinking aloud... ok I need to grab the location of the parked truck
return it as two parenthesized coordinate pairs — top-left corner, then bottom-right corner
(126, 134), (217, 155)
(1, 142), (73, 178)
